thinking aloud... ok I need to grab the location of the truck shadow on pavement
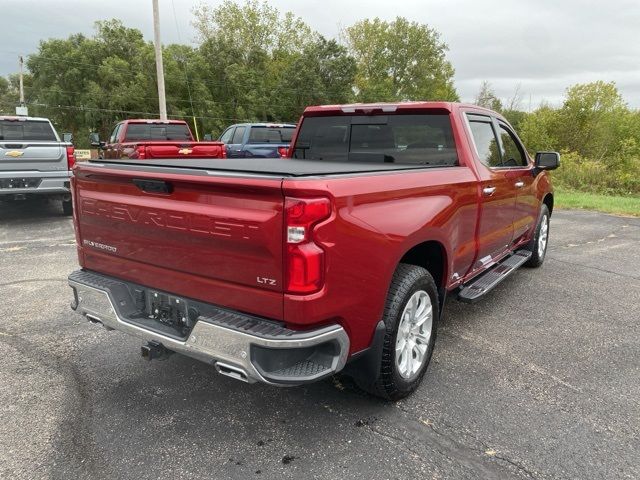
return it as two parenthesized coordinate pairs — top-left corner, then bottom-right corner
(0, 198), (68, 222)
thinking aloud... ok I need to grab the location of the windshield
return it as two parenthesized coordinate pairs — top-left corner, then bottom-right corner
(248, 126), (294, 144)
(125, 123), (192, 141)
(0, 120), (57, 141)
(292, 114), (458, 167)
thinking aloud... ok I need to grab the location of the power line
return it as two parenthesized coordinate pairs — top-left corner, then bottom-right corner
(21, 85), (312, 110)
(5, 50), (330, 97)
(0, 100), (264, 123)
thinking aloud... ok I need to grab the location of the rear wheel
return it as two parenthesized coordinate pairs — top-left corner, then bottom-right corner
(525, 204), (550, 268)
(62, 199), (73, 216)
(357, 263), (439, 400)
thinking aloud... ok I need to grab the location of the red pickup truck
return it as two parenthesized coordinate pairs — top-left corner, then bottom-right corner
(90, 119), (226, 160)
(68, 102), (559, 399)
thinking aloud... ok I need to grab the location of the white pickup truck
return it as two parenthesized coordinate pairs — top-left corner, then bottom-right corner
(0, 116), (75, 214)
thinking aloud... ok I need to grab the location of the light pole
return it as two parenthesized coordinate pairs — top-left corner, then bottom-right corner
(152, 0), (167, 120)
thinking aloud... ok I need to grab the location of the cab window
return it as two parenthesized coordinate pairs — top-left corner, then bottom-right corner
(219, 127), (235, 144)
(231, 126), (246, 144)
(109, 124), (121, 144)
(467, 116), (501, 168)
(498, 124), (528, 167)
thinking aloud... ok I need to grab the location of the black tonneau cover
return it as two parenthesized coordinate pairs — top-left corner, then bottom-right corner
(92, 157), (429, 177)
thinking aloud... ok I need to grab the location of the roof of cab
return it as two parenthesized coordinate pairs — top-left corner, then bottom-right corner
(230, 122), (297, 128)
(0, 116), (52, 122)
(123, 119), (189, 124)
(303, 101), (499, 116)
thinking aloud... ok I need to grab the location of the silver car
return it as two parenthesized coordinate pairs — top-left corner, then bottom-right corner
(0, 116), (74, 214)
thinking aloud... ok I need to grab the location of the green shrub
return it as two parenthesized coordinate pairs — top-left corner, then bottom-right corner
(551, 150), (640, 196)
(515, 82), (640, 197)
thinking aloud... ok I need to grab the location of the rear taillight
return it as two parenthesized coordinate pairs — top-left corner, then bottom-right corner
(278, 146), (289, 158)
(136, 145), (146, 159)
(221, 144), (227, 158)
(284, 197), (331, 294)
(66, 146), (75, 170)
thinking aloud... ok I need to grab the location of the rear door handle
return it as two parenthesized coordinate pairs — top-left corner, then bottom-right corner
(482, 186), (496, 197)
(514, 181), (525, 188)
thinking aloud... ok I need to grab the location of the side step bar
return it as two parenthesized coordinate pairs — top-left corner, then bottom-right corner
(458, 250), (532, 303)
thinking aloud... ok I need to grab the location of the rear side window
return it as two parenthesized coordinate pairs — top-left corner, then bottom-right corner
(468, 119), (501, 168)
(292, 114), (458, 166)
(248, 127), (294, 144)
(124, 123), (191, 141)
(0, 120), (57, 141)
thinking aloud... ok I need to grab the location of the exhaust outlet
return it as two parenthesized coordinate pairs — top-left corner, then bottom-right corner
(215, 362), (249, 383)
(84, 314), (113, 331)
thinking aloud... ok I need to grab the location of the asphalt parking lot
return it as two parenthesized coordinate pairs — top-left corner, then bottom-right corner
(1, 199), (638, 480)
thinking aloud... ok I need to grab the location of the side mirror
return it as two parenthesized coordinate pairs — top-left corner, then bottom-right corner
(89, 132), (102, 148)
(63, 133), (73, 143)
(203, 133), (212, 141)
(535, 151), (560, 171)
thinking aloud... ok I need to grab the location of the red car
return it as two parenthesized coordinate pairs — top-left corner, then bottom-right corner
(68, 102), (559, 399)
(90, 119), (226, 160)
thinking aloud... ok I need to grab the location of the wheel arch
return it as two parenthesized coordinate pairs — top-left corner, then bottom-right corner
(543, 193), (554, 215)
(398, 240), (449, 291)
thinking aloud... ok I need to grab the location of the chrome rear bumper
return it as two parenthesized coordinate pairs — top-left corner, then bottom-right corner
(68, 270), (349, 385)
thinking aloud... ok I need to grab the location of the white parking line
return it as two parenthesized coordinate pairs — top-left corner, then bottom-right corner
(0, 237), (75, 246)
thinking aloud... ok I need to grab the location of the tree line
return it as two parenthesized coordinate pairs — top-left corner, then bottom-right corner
(0, 0), (457, 144)
(476, 80), (640, 195)
(0, 0), (637, 196)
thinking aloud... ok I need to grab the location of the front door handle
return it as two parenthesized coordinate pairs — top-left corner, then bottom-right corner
(483, 186), (496, 197)
(514, 181), (525, 188)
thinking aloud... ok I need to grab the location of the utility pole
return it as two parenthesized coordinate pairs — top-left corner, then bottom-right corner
(18, 56), (25, 106)
(16, 56), (28, 116)
(152, 0), (167, 120)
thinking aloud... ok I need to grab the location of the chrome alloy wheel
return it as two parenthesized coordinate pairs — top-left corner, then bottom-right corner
(538, 214), (549, 258)
(395, 290), (433, 379)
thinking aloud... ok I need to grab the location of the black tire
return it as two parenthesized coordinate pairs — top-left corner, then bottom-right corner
(62, 199), (73, 216)
(357, 263), (439, 401)
(524, 204), (550, 268)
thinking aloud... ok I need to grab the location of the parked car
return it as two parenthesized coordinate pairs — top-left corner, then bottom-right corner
(0, 116), (75, 214)
(218, 123), (295, 158)
(91, 119), (226, 160)
(67, 102), (559, 400)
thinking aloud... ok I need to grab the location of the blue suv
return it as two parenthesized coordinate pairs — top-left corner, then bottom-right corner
(218, 123), (296, 158)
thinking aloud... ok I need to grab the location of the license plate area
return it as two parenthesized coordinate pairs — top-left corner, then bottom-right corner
(0, 178), (42, 189)
(142, 290), (195, 338)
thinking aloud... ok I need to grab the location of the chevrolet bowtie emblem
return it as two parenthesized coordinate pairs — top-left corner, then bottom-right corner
(178, 148), (193, 155)
(4, 150), (24, 157)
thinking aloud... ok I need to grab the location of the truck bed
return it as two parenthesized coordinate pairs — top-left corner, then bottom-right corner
(90, 157), (430, 177)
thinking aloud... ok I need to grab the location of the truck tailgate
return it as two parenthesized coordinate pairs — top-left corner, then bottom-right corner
(142, 142), (225, 159)
(0, 142), (66, 172)
(74, 163), (285, 319)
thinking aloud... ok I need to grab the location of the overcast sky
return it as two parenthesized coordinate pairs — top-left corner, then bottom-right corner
(2, 0), (639, 109)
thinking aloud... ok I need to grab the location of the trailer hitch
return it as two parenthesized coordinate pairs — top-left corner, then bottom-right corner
(141, 341), (172, 361)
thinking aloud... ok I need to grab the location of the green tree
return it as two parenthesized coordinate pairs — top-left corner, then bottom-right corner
(344, 17), (458, 102)
(0, 76), (8, 99)
(474, 81), (502, 111)
(271, 37), (356, 120)
(23, 20), (213, 145)
(556, 81), (627, 159)
(193, 0), (320, 131)
(518, 104), (559, 153)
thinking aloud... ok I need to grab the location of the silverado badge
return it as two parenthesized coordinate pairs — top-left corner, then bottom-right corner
(178, 148), (193, 155)
(5, 150), (24, 157)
